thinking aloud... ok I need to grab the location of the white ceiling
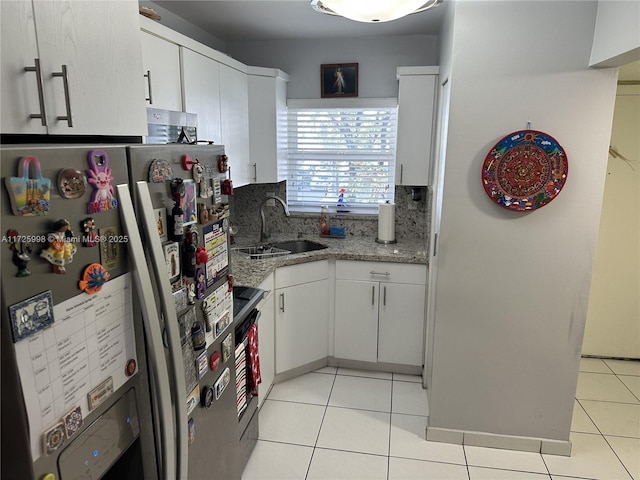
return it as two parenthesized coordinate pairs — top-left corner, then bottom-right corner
(150, 0), (447, 42)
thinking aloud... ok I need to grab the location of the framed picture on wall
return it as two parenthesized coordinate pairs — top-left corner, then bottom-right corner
(321, 63), (358, 98)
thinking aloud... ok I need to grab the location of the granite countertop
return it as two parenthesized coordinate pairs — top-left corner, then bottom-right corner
(230, 234), (428, 288)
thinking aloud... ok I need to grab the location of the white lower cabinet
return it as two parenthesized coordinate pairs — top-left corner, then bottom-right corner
(256, 274), (275, 408)
(275, 261), (329, 374)
(334, 261), (426, 367)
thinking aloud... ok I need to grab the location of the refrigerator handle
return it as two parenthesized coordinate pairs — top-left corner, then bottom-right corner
(133, 182), (189, 480)
(117, 184), (183, 480)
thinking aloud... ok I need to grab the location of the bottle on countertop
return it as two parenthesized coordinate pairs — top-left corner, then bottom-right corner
(320, 205), (330, 236)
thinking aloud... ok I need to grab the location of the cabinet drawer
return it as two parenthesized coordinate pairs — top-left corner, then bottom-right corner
(336, 260), (426, 284)
(275, 260), (328, 288)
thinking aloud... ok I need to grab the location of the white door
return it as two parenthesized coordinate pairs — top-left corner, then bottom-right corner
(32, 0), (147, 135)
(334, 280), (379, 362)
(219, 64), (250, 186)
(182, 48), (222, 144)
(378, 282), (425, 366)
(141, 31), (183, 112)
(1, 0), (46, 134)
(275, 280), (328, 374)
(583, 81), (640, 358)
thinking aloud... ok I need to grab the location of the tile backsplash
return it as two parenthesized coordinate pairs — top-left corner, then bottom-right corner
(229, 181), (430, 244)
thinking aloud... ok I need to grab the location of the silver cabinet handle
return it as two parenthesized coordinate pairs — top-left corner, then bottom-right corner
(24, 58), (47, 126)
(433, 233), (439, 257)
(400, 164), (404, 184)
(370, 271), (390, 276)
(52, 65), (73, 127)
(144, 70), (153, 104)
(252, 163), (257, 182)
(383, 286), (387, 306)
(371, 285), (375, 305)
(279, 292), (285, 312)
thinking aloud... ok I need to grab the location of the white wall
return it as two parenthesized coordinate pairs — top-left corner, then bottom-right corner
(227, 35), (438, 98)
(590, 0), (640, 67)
(583, 84), (640, 358)
(428, 0), (618, 442)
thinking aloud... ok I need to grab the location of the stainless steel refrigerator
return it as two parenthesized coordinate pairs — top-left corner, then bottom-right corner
(1, 143), (247, 479)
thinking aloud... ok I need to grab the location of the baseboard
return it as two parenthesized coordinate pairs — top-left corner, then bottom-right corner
(425, 426), (572, 456)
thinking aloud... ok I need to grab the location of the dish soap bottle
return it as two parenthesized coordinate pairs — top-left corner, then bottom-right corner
(320, 205), (330, 236)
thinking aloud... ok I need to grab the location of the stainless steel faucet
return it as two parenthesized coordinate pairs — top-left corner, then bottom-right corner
(260, 195), (290, 243)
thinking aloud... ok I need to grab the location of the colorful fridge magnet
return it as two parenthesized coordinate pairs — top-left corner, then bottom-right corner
(195, 267), (206, 299)
(99, 226), (121, 270)
(148, 159), (173, 183)
(9, 290), (54, 343)
(221, 333), (233, 363)
(200, 384), (214, 409)
(209, 350), (221, 372)
(62, 406), (83, 439)
(57, 168), (86, 199)
(199, 203), (209, 225)
(182, 180), (197, 226)
(164, 242), (181, 280)
(218, 155), (229, 173)
(40, 219), (77, 274)
(86, 149), (118, 214)
(186, 385), (200, 415)
(81, 218), (98, 247)
(188, 418), (196, 445)
(214, 367), (230, 400)
(482, 130), (568, 212)
(191, 322), (206, 351)
(5, 155), (51, 216)
(6, 230), (33, 277)
(125, 359), (137, 377)
(197, 351), (208, 380)
(78, 263), (110, 294)
(154, 208), (168, 242)
(87, 377), (114, 411)
(43, 423), (65, 455)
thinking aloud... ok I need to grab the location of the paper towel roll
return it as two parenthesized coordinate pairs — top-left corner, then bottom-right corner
(376, 202), (397, 244)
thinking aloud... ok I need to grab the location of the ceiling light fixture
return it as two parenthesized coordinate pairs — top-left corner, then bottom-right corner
(310, 0), (441, 23)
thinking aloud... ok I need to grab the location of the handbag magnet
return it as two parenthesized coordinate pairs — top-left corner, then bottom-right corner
(5, 155), (51, 216)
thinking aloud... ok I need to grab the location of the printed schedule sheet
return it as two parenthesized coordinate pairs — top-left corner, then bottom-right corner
(15, 273), (137, 460)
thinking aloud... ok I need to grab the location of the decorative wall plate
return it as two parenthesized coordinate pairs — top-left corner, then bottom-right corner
(482, 130), (568, 211)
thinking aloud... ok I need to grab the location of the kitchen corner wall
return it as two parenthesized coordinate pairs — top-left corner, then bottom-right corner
(428, 0), (619, 445)
(229, 182), (430, 244)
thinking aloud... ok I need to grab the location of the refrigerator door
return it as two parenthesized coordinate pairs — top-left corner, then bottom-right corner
(0, 145), (159, 480)
(126, 144), (241, 480)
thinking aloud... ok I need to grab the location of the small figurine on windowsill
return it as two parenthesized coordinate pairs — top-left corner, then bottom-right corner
(41, 219), (77, 274)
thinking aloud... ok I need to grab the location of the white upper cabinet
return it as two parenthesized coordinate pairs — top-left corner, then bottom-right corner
(219, 64), (251, 187)
(247, 67), (289, 183)
(140, 31), (182, 112)
(182, 48), (222, 144)
(395, 67), (439, 186)
(1, 0), (147, 136)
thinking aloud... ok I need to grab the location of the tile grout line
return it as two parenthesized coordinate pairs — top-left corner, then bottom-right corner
(615, 371), (640, 404)
(575, 397), (636, 480)
(304, 371), (338, 480)
(387, 377), (393, 480)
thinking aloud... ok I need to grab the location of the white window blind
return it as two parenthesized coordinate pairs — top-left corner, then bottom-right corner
(285, 102), (397, 214)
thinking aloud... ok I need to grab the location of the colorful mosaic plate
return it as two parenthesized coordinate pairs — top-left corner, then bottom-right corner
(482, 130), (568, 212)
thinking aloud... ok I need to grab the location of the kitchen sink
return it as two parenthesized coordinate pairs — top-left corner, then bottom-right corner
(270, 240), (328, 254)
(232, 240), (328, 260)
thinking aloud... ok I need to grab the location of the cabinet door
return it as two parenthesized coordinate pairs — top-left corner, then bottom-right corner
(182, 48), (222, 144)
(32, 0), (147, 135)
(0, 0), (45, 134)
(396, 74), (437, 186)
(257, 279), (275, 408)
(140, 31), (182, 112)
(334, 280), (378, 363)
(275, 279), (328, 374)
(378, 282), (426, 366)
(219, 64), (250, 187)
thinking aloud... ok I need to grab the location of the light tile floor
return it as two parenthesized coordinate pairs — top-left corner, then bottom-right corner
(242, 359), (640, 480)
